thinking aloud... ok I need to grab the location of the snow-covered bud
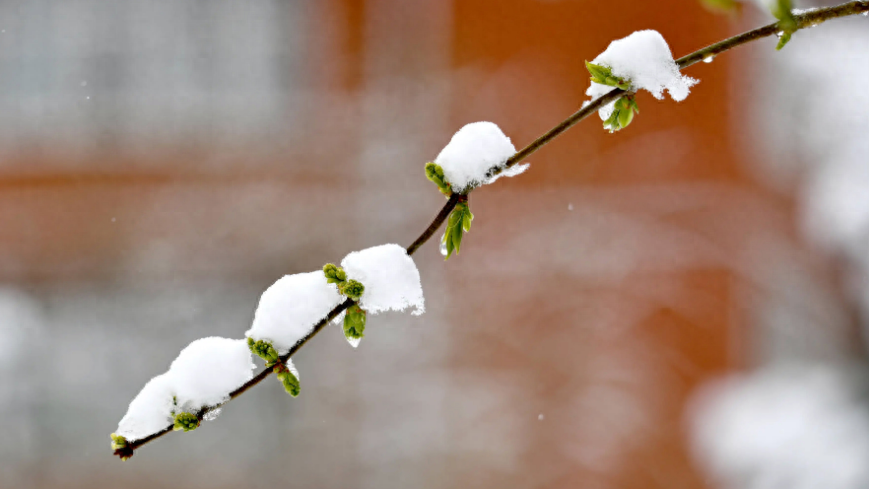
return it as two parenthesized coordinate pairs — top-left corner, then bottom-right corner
(323, 263), (347, 284)
(343, 304), (367, 341)
(274, 363), (300, 397)
(247, 337), (280, 367)
(173, 412), (200, 432)
(425, 162), (452, 197)
(339, 279), (365, 300)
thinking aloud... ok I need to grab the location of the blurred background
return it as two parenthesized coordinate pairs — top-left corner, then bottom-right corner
(1, 0), (868, 488)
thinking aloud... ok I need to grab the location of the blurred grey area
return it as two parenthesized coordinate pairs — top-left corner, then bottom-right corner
(687, 7), (869, 489)
(2, 1), (869, 489)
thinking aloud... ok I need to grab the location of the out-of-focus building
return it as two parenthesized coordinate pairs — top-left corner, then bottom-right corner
(0, 1), (863, 488)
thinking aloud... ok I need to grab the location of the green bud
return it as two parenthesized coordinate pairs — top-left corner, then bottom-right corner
(618, 104), (634, 127)
(771, 0), (797, 29)
(275, 363), (301, 397)
(110, 433), (128, 451)
(248, 338), (281, 367)
(343, 304), (367, 341)
(323, 263), (347, 284)
(602, 96), (640, 133)
(585, 61), (632, 90)
(425, 162), (453, 197)
(173, 412), (200, 432)
(110, 433), (134, 461)
(339, 279), (365, 300)
(776, 30), (793, 50)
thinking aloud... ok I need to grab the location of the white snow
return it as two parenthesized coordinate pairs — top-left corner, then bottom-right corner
(246, 271), (344, 353)
(116, 374), (175, 441)
(434, 121), (527, 191)
(689, 366), (869, 489)
(115, 337), (256, 440)
(585, 30), (697, 120)
(341, 243), (425, 315)
(168, 337), (256, 411)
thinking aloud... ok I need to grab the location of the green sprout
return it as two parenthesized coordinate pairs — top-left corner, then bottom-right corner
(585, 61), (632, 90)
(602, 96), (640, 133)
(275, 363), (301, 397)
(173, 412), (200, 432)
(425, 162), (453, 197)
(110, 433), (133, 461)
(343, 304), (367, 341)
(339, 279), (365, 300)
(443, 200), (473, 260)
(323, 263), (347, 284)
(110, 433), (128, 451)
(247, 338), (281, 367)
(323, 264), (365, 300)
(771, 0), (797, 50)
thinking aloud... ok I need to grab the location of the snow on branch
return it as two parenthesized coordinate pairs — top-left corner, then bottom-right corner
(331, 244), (425, 347)
(246, 271), (344, 354)
(432, 122), (528, 193)
(111, 0), (869, 460)
(342, 244), (424, 315)
(585, 30), (698, 132)
(113, 337), (256, 457)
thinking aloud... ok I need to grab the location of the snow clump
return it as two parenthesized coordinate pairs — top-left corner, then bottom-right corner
(434, 121), (527, 191)
(246, 271), (344, 353)
(115, 337), (256, 441)
(585, 30), (698, 121)
(341, 243), (425, 315)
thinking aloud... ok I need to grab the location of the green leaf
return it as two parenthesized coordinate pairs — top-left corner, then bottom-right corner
(585, 61), (632, 90)
(602, 96), (640, 133)
(444, 201), (472, 260)
(343, 304), (367, 341)
(772, 0), (797, 29)
(776, 30), (793, 50)
(618, 105), (634, 127)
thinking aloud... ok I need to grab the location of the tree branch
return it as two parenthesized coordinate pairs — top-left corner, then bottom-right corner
(116, 0), (869, 459)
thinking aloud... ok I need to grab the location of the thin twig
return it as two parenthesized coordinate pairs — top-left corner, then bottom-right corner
(117, 0), (869, 458)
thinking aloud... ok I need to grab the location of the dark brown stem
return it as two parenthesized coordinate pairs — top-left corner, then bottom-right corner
(117, 0), (869, 458)
(406, 193), (461, 255)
